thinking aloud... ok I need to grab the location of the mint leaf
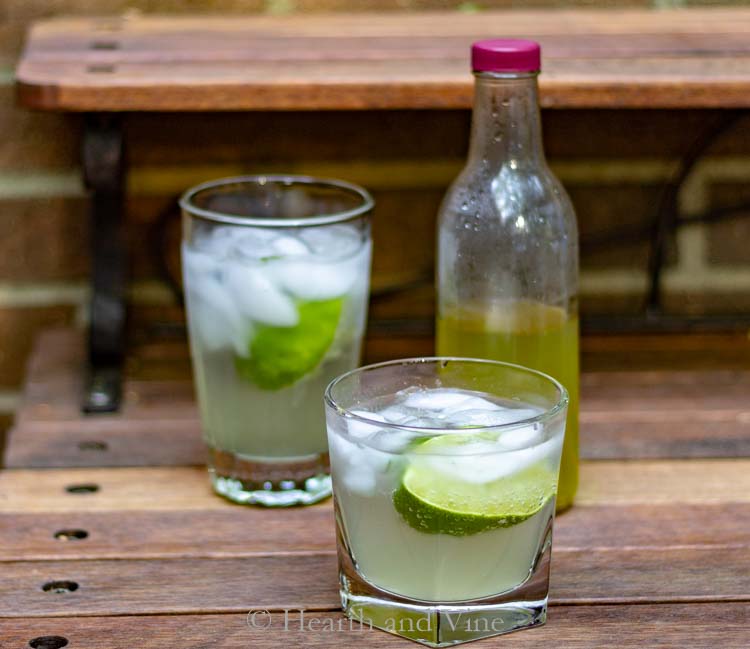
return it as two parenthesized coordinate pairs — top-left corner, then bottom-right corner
(235, 298), (343, 390)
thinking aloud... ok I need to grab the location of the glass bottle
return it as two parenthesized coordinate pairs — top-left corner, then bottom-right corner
(436, 40), (579, 511)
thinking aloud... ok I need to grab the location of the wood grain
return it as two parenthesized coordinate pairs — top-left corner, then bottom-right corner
(3, 460), (750, 514)
(15, 413), (750, 466)
(16, 9), (750, 111)
(2, 605), (750, 648)
(1, 502), (748, 562)
(7, 329), (750, 468)
(2, 545), (749, 618)
(575, 460), (750, 506)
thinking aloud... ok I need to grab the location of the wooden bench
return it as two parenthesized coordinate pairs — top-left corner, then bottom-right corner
(15, 8), (750, 413)
(3, 330), (750, 647)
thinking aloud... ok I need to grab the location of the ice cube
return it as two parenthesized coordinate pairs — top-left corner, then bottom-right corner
(328, 430), (389, 497)
(495, 423), (544, 450)
(328, 429), (359, 463)
(300, 224), (362, 259)
(419, 434), (561, 484)
(225, 263), (299, 327)
(400, 389), (502, 414)
(346, 410), (387, 440)
(341, 467), (377, 496)
(271, 235), (310, 257)
(186, 275), (250, 355)
(380, 405), (419, 425)
(192, 225), (240, 258)
(370, 430), (423, 453)
(182, 244), (219, 283)
(449, 407), (540, 428)
(270, 260), (358, 300)
(230, 228), (282, 262)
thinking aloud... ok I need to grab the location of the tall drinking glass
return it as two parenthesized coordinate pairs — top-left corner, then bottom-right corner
(325, 358), (567, 646)
(181, 175), (373, 506)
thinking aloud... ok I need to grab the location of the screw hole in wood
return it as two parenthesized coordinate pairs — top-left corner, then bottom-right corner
(90, 40), (119, 50)
(87, 64), (116, 74)
(42, 581), (79, 594)
(65, 484), (99, 494)
(78, 440), (108, 451)
(29, 637), (69, 649)
(54, 529), (89, 541)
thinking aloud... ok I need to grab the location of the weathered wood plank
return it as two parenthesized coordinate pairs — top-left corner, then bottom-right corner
(19, 58), (750, 112)
(580, 416), (750, 459)
(0, 508), (336, 561)
(2, 605), (749, 648)
(7, 329), (750, 467)
(1, 503), (748, 562)
(12, 411), (750, 467)
(16, 10), (750, 111)
(575, 459), (750, 506)
(2, 461), (749, 514)
(1, 545), (748, 618)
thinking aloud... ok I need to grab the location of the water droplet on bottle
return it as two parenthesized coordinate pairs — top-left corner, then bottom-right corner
(460, 202), (468, 212)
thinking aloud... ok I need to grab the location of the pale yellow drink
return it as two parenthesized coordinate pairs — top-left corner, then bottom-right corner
(437, 300), (578, 511)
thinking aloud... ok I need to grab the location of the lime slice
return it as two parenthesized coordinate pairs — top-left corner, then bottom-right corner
(393, 434), (556, 536)
(235, 297), (343, 390)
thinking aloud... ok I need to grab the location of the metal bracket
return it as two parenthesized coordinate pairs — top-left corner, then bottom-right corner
(645, 111), (745, 313)
(81, 114), (126, 413)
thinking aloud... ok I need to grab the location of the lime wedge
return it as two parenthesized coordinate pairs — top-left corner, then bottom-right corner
(393, 434), (556, 536)
(235, 297), (343, 390)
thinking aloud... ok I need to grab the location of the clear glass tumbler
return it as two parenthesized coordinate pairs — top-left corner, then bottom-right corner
(325, 358), (567, 646)
(181, 175), (373, 506)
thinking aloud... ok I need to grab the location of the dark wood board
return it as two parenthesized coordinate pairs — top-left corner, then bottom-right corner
(1, 503), (749, 562)
(2, 604), (749, 649)
(16, 10), (750, 111)
(6, 329), (750, 467)
(2, 604), (750, 648)
(2, 544), (750, 618)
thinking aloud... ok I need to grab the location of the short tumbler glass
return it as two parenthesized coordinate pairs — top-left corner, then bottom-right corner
(181, 175), (373, 506)
(325, 358), (568, 646)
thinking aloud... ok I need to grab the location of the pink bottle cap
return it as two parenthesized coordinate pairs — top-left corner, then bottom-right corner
(471, 39), (541, 73)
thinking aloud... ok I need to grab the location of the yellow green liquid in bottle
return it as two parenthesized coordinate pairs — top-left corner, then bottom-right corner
(436, 300), (579, 512)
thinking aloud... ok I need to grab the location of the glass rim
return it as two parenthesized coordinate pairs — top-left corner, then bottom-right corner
(324, 356), (569, 439)
(179, 174), (375, 228)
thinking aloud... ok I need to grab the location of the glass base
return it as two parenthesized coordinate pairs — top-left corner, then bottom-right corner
(337, 516), (553, 646)
(342, 591), (546, 647)
(207, 447), (331, 506)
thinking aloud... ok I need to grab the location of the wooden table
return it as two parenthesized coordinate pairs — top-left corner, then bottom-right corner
(2, 329), (750, 646)
(16, 8), (750, 415)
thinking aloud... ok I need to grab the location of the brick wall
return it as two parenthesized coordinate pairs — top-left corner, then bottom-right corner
(2, 0), (750, 431)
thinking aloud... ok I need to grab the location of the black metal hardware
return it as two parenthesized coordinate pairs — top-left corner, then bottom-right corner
(645, 110), (746, 313)
(81, 114), (126, 413)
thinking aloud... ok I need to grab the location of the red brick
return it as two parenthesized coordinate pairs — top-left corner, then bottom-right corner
(0, 306), (76, 389)
(570, 183), (676, 270)
(0, 197), (89, 281)
(0, 87), (79, 171)
(706, 183), (750, 267)
(663, 291), (750, 315)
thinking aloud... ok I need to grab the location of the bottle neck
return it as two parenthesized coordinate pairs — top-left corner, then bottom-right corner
(467, 72), (544, 167)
